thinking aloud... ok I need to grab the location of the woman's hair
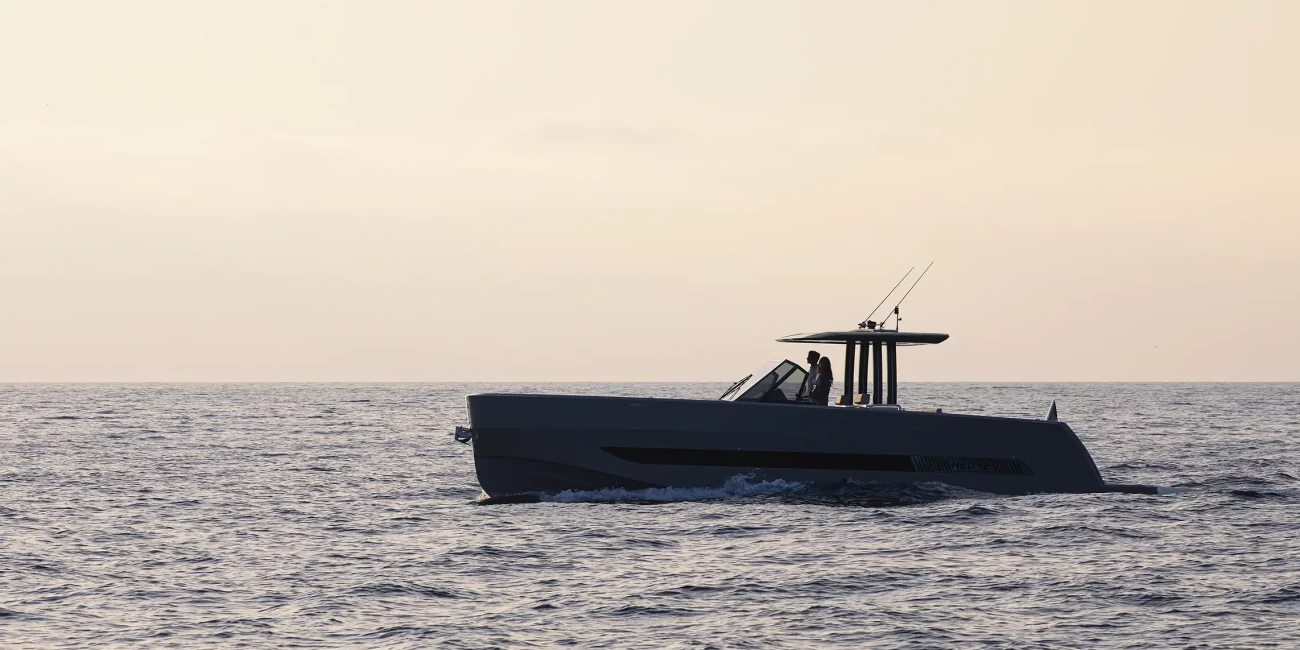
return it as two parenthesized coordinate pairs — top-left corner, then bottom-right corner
(817, 356), (833, 381)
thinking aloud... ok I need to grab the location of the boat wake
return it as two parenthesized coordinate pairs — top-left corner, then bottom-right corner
(541, 474), (809, 504)
(476, 475), (990, 506)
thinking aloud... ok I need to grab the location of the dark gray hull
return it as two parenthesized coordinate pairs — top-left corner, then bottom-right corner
(465, 393), (1126, 497)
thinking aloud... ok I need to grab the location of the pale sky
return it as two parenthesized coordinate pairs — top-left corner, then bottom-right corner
(2, 1), (1297, 382)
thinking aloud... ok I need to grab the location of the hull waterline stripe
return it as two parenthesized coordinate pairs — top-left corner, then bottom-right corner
(603, 447), (914, 472)
(603, 447), (1033, 476)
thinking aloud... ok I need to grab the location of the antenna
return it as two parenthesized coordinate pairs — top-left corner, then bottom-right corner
(859, 267), (913, 329)
(890, 261), (934, 330)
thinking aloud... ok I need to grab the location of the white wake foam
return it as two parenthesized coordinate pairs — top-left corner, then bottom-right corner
(540, 474), (809, 503)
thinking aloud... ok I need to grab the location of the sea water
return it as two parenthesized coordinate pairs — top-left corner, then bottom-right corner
(2, 383), (1298, 648)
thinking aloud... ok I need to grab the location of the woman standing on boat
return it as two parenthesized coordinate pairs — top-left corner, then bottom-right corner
(810, 357), (834, 406)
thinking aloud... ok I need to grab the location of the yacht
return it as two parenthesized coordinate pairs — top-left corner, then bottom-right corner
(454, 328), (1156, 498)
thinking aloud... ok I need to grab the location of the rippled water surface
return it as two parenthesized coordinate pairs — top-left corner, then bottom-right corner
(2, 383), (1299, 648)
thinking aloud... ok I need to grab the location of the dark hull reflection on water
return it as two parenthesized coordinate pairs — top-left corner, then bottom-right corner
(2, 382), (1299, 649)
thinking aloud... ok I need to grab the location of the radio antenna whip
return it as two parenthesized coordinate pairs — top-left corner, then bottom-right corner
(890, 261), (934, 329)
(859, 266), (913, 329)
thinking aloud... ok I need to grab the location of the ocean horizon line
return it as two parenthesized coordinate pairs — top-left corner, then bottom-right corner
(2, 380), (1297, 385)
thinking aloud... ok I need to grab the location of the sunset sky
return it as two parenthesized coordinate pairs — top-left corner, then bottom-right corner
(2, 1), (1297, 381)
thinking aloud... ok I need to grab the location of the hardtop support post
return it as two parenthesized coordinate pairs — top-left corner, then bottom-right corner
(843, 341), (856, 404)
(872, 341), (883, 404)
(857, 342), (869, 402)
(887, 341), (898, 404)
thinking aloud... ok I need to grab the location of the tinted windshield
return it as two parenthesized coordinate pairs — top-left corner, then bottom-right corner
(771, 365), (808, 402)
(737, 361), (799, 401)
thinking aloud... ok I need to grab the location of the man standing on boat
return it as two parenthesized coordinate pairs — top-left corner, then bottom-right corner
(798, 350), (820, 401)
